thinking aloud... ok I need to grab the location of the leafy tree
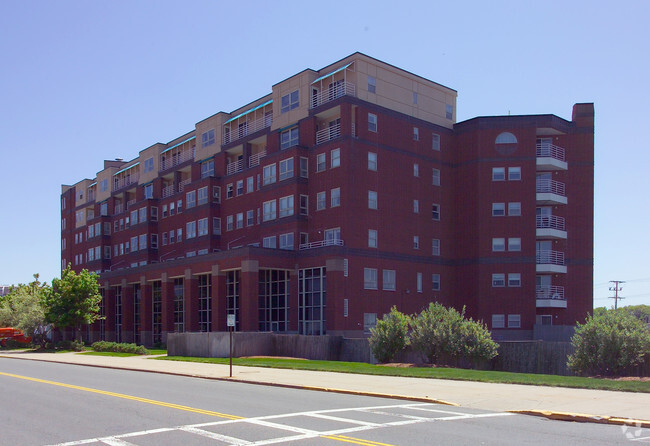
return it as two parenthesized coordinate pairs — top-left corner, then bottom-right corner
(567, 308), (650, 376)
(0, 275), (49, 345)
(43, 265), (102, 341)
(369, 306), (410, 363)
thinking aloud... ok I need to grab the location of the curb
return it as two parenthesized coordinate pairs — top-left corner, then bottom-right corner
(510, 410), (650, 428)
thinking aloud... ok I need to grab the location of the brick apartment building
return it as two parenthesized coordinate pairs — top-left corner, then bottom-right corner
(60, 53), (594, 345)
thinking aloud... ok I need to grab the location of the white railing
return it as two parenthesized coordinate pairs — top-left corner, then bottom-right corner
(536, 178), (566, 196)
(223, 115), (273, 145)
(162, 184), (175, 198)
(126, 199), (137, 209)
(536, 215), (565, 231)
(226, 159), (243, 176)
(536, 285), (565, 300)
(310, 82), (356, 108)
(114, 203), (124, 214)
(249, 149), (267, 168)
(316, 122), (341, 145)
(351, 122), (356, 137)
(536, 250), (565, 265)
(299, 239), (344, 250)
(178, 178), (191, 192)
(113, 173), (139, 191)
(536, 143), (566, 162)
(160, 148), (195, 171)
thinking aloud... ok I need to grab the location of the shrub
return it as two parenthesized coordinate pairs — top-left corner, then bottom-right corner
(369, 306), (410, 363)
(56, 340), (85, 352)
(567, 309), (650, 376)
(91, 341), (150, 355)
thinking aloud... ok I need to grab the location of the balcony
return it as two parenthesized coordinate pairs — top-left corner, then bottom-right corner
(536, 250), (567, 274)
(178, 178), (191, 192)
(249, 149), (267, 168)
(536, 215), (567, 239)
(113, 173), (139, 192)
(160, 147), (194, 172)
(226, 159), (243, 176)
(536, 178), (567, 205)
(299, 239), (344, 250)
(536, 143), (567, 171)
(536, 285), (567, 308)
(316, 122), (341, 145)
(223, 114), (273, 145)
(310, 81), (356, 109)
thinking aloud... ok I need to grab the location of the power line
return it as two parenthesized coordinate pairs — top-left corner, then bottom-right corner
(609, 280), (625, 310)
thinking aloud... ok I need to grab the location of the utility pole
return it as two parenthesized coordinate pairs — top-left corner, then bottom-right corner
(609, 280), (625, 310)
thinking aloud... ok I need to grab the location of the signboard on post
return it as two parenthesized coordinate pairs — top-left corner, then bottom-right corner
(227, 314), (235, 377)
(227, 314), (236, 327)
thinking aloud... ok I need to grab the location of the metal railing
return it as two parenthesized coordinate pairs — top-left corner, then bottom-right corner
(113, 173), (139, 191)
(310, 82), (356, 108)
(299, 239), (344, 250)
(536, 178), (566, 196)
(126, 199), (137, 209)
(226, 159), (243, 176)
(536, 143), (566, 162)
(249, 149), (267, 168)
(536, 285), (565, 300)
(162, 184), (175, 198)
(536, 214), (565, 231)
(536, 250), (565, 265)
(223, 115), (273, 145)
(316, 122), (341, 145)
(160, 148), (194, 171)
(178, 178), (191, 192)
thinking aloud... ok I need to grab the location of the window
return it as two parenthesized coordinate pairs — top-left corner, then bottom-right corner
(198, 187), (209, 205)
(186, 190), (196, 208)
(432, 239), (440, 256)
(316, 153), (326, 172)
(331, 148), (340, 168)
(508, 167), (521, 181)
(263, 200), (277, 221)
(144, 183), (153, 199)
(492, 238), (505, 252)
(432, 204), (440, 220)
(317, 191), (326, 210)
(492, 273), (505, 287)
(226, 215), (233, 231)
(201, 129), (215, 148)
(201, 159), (214, 178)
(169, 230), (175, 243)
(508, 237), (521, 252)
(324, 227), (340, 243)
(100, 179), (108, 192)
(169, 201), (175, 216)
(263, 164), (276, 185)
(432, 273), (441, 291)
(413, 127), (419, 141)
(279, 195), (294, 217)
(138, 207), (147, 223)
(279, 158), (294, 180)
(280, 127), (299, 149)
(492, 203), (505, 216)
(162, 232), (168, 245)
(144, 157), (154, 173)
(446, 104), (453, 120)
(496, 132), (517, 144)
(413, 235), (420, 249)
(150, 206), (158, 221)
(300, 157), (308, 177)
(508, 202), (521, 216)
(508, 314), (521, 328)
(213, 217), (221, 235)
(492, 167), (505, 181)
(413, 163), (419, 177)
(299, 195), (308, 215)
(368, 113), (377, 132)
(508, 273), (521, 287)
(177, 228), (182, 242)
(368, 229), (377, 248)
(413, 199), (419, 213)
(130, 236), (138, 252)
(246, 210), (254, 226)
(368, 152), (377, 171)
(236, 212), (244, 229)
(281, 90), (299, 113)
(244, 176), (253, 194)
(368, 191), (377, 209)
(492, 314), (505, 329)
(186, 221), (196, 239)
(236, 180), (243, 196)
(413, 92), (418, 104)
(100, 202), (108, 216)
(432, 168), (440, 186)
(383, 270), (396, 291)
(432, 133), (441, 151)
(367, 76), (376, 93)
(364, 268), (378, 289)
(417, 272), (423, 293)
(177, 199), (182, 213)
(279, 233), (294, 250)
(213, 186), (221, 203)
(263, 236), (276, 248)
(331, 187), (340, 207)
(139, 234), (147, 250)
(151, 234), (158, 249)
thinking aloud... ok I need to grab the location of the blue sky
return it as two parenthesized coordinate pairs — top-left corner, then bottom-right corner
(1, 1), (648, 309)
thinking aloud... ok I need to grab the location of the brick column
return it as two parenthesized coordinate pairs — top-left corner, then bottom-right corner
(121, 279), (134, 343)
(240, 260), (259, 332)
(160, 272), (174, 342)
(184, 268), (199, 332)
(326, 258), (346, 335)
(211, 264), (225, 331)
(139, 276), (152, 346)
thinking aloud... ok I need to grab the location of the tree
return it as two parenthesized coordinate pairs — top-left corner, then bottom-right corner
(0, 275), (49, 346)
(368, 306), (410, 363)
(43, 265), (102, 341)
(567, 308), (650, 376)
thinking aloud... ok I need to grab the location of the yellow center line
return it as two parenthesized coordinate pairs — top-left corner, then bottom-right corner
(0, 371), (242, 420)
(322, 435), (395, 446)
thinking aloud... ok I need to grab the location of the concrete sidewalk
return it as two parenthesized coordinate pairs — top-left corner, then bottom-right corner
(2, 350), (649, 426)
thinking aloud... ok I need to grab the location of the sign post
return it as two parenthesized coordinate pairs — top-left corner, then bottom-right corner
(227, 314), (235, 378)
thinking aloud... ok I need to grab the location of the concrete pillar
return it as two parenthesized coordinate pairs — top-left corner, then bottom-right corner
(240, 260), (259, 332)
(121, 279), (134, 343)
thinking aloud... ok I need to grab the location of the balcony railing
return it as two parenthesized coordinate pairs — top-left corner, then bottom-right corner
(299, 239), (344, 250)
(226, 159), (243, 176)
(536, 178), (565, 196)
(113, 173), (139, 191)
(126, 199), (137, 209)
(536, 143), (566, 162)
(316, 122), (341, 145)
(536, 250), (565, 266)
(536, 215), (565, 231)
(536, 285), (565, 300)
(249, 149), (267, 168)
(178, 178), (191, 192)
(223, 115), (273, 145)
(162, 184), (175, 198)
(310, 82), (356, 108)
(160, 148), (194, 171)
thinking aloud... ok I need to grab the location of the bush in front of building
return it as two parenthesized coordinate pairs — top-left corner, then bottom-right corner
(56, 340), (86, 351)
(567, 309), (650, 376)
(369, 306), (411, 363)
(91, 341), (150, 355)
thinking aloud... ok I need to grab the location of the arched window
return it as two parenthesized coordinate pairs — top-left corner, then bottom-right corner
(495, 132), (517, 144)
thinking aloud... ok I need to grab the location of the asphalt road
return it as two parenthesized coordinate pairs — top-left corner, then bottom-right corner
(0, 358), (642, 445)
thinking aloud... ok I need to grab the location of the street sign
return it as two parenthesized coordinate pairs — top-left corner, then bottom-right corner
(227, 314), (236, 327)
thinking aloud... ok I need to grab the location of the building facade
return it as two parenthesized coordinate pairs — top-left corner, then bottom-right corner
(60, 53), (594, 345)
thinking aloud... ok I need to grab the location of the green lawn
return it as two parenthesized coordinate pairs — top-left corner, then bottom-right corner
(159, 356), (650, 393)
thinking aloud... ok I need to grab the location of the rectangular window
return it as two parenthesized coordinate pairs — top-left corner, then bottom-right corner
(186, 221), (196, 239)
(432, 168), (440, 186)
(281, 90), (299, 113)
(413, 163), (419, 177)
(492, 273), (505, 287)
(331, 187), (340, 207)
(432, 204), (440, 220)
(508, 273), (521, 287)
(263, 236), (276, 248)
(300, 157), (308, 177)
(367, 76), (376, 93)
(263, 164), (277, 185)
(144, 157), (154, 173)
(169, 230), (175, 244)
(492, 203), (505, 216)
(151, 234), (158, 249)
(201, 159), (214, 178)
(300, 195), (308, 215)
(227, 215), (233, 231)
(316, 153), (326, 172)
(198, 186), (209, 205)
(413, 127), (419, 141)
(246, 210), (254, 226)
(162, 232), (168, 245)
(279, 232), (294, 250)
(186, 190), (196, 208)
(331, 148), (340, 168)
(280, 127), (299, 149)
(195, 218), (208, 237)
(413, 235), (420, 249)
(368, 229), (377, 248)
(279, 158), (294, 180)
(236, 212), (244, 229)
(263, 200), (277, 221)
(508, 237), (521, 252)
(383, 270), (396, 291)
(139, 234), (147, 250)
(432, 134), (441, 151)
(213, 186), (221, 203)
(492, 238), (505, 252)
(236, 181), (243, 196)
(413, 92), (418, 104)
(169, 201), (175, 216)
(317, 191), (326, 210)
(432, 273), (441, 291)
(130, 236), (138, 252)
(417, 272), (423, 293)
(279, 195), (294, 218)
(364, 268), (378, 289)
(150, 206), (158, 221)
(246, 176), (254, 193)
(177, 228), (182, 242)
(201, 129), (215, 148)
(508, 167), (521, 181)
(432, 239), (440, 256)
(368, 113), (377, 132)
(368, 152), (377, 171)
(213, 217), (221, 235)
(446, 104), (453, 120)
(368, 191), (377, 209)
(492, 314), (505, 329)
(324, 227), (340, 243)
(177, 199), (182, 213)
(100, 179), (108, 192)
(413, 199), (419, 213)
(139, 207), (147, 223)
(508, 314), (521, 328)
(492, 167), (505, 181)
(508, 202), (521, 216)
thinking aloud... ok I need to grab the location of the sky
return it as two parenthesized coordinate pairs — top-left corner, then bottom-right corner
(1, 0), (649, 309)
